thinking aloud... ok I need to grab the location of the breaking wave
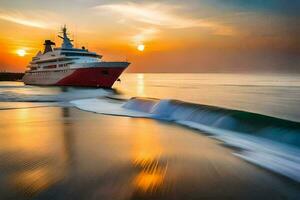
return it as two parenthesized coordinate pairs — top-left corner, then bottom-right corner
(123, 98), (300, 147)
(71, 97), (300, 182)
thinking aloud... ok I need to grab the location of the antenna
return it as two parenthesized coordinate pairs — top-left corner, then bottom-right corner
(58, 25), (74, 49)
(53, 30), (57, 47)
(75, 24), (78, 48)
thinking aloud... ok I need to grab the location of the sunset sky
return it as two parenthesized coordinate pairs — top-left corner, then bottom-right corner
(0, 0), (299, 73)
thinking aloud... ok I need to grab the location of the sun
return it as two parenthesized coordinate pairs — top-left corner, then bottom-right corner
(137, 44), (145, 52)
(17, 49), (26, 57)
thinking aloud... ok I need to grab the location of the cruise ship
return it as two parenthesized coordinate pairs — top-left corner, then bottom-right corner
(22, 26), (130, 87)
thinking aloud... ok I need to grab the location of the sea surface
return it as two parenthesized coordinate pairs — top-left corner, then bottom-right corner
(0, 73), (300, 199)
(1, 73), (300, 121)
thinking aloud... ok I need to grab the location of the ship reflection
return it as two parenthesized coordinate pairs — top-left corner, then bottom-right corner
(3, 106), (75, 198)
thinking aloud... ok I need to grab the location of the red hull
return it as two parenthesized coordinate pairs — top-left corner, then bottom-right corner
(56, 67), (125, 87)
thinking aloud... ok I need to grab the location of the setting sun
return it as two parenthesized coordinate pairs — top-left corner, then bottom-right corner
(137, 44), (145, 52)
(16, 49), (26, 57)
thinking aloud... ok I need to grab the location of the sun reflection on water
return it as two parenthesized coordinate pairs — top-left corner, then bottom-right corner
(136, 73), (145, 96)
(133, 155), (168, 193)
(130, 119), (168, 194)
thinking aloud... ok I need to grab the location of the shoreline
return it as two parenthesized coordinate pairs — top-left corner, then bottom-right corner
(0, 72), (24, 81)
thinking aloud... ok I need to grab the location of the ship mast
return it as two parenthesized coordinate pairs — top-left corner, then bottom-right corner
(58, 25), (74, 49)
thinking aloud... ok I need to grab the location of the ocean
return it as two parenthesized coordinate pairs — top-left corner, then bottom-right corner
(1, 73), (300, 121)
(0, 73), (300, 199)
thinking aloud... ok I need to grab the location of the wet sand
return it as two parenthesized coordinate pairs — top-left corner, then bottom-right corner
(0, 107), (299, 200)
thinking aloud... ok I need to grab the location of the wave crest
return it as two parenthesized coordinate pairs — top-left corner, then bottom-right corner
(122, 97), (300, 147)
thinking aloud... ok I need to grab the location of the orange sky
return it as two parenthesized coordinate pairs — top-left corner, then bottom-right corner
(0, 1), (299, 73)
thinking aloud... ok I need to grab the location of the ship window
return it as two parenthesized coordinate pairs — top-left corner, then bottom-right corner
(61, 52), (100, 58)
(43, 65), (56, 69)
(36, 58), (72, 64)
(102, 70), (109, 75)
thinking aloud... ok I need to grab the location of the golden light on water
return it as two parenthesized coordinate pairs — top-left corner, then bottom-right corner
(1, 107), (67, 197)
(137, 44), (145, 51)
(133, 167), (166, 193)
(16, 49), (26, 57)
(136, 74), (145, 96)
(131, 119), (167, 193)
(10, 167), (61, 196)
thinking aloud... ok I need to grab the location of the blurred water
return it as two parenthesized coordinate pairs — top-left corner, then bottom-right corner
(0, 81), (110, 102)
(0, 107), (299, 199)
(1, 74), (300, 199)
(71, 97), (300, 182)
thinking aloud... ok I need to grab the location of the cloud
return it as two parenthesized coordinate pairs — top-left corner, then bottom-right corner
(132, 27), (159, 44)
(93, 2), (235, 36)
(0, 10), (60, 29)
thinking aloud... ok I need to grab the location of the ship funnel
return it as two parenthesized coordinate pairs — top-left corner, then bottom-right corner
(43, 40), (55, 54)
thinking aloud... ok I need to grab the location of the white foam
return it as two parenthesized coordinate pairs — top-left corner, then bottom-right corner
(177, 121), (300, 182)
